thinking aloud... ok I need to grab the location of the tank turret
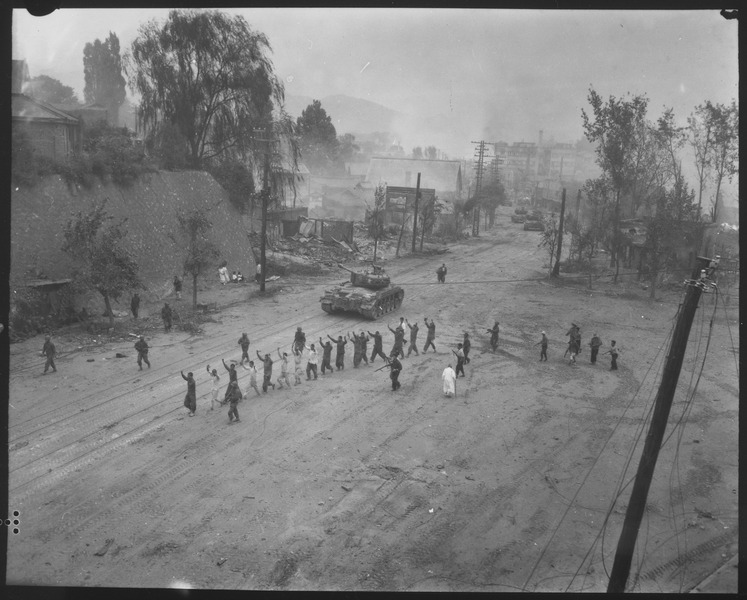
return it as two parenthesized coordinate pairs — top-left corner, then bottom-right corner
(336, 263), (391, 289)
(320, 264), (404, 319)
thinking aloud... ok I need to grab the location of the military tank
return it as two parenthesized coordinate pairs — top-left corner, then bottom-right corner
(321, 263), (404, 319)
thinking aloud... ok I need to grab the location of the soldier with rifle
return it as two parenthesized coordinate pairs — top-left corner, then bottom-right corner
(376, 352), (402, 391)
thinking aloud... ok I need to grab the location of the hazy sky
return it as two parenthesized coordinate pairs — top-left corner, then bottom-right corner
(13, 8), (738, 158)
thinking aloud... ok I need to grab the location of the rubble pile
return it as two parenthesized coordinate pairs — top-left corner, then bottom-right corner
(253, 221), (449, 275)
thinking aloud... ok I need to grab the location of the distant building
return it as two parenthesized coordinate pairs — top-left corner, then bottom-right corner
(365, 157), (463, 200)
(12, 93), (81, 161)
(12, 58), (81, 161)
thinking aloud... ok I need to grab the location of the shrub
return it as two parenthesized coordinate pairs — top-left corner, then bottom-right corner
(209, 159), (255, 213)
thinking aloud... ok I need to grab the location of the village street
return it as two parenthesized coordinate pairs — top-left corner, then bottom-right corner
(7, 207), (738, 592)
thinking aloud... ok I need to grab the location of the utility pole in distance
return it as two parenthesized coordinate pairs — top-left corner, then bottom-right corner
(411, 172), (421, 254)
(607, 256), (718, 592)
(253, 126), (275, 293)
(552, 188), (566, 277)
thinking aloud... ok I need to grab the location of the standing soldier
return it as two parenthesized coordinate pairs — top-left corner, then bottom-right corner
(423, 317), (437, 353)
(328, 334), (347, 370)
(293, 327), (306, 355)
(276, 350), (292, 389)
(589, 333), (603, 365)
(319, 337), (335, 375)
(134, 335), (151, 370)
(293, 346), (304, 384)
(453, 343), (466, 377)
(368, 329), (388, 363)
(226, 381), (242, 424)
(240, 360), (262, 396)
(405, 319), (420, 357)
(173, 275), (183, 300)
(238, 333), (251, 365)
(436, 263), (447, 283)
(130, 293), (140, 320)
(486, 321), (500, 352)
(604, 340), (620, 371)
(534, 331), (548, 362)
(206, 365), (222, 409)
(41, 335), (57, 374)
(305, 343), (319, 380)
(161, 302), (173, 332)
(256, 350), (276, 392)
(222, 358), (239, 402)
(181, 370), (196, 416)
(462, 333), (472, 364)
(388, 352), (403, 391)
(387, 323), (405, 359)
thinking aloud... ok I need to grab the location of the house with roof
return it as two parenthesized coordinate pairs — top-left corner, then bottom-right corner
(365, 157), (463, 201)
(12, 94), (81, 162)
(12, 59), (81, 161)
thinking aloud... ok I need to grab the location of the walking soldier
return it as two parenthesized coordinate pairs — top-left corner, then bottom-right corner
(134, 335), (151, 370)
(589, 333), (602, 365)
(41, 335), (57, 374)
(238, 333), (251, 365)
(161, 302), (173, 332)
(534, 331), (548, 361)
(486, 322), (499, 352)
(181, 370), (197, 416)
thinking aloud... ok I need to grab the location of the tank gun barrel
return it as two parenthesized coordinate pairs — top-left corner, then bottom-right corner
(337, 263), (355, 273)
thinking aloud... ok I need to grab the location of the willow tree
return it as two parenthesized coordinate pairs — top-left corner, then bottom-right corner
(126, 9), (284, 168)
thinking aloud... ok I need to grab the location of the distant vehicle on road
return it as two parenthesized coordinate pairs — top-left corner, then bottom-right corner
(514, 207), (528, 215)
(523, 219), (545, 231)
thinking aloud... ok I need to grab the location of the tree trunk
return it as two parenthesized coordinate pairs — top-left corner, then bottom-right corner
(712, 178), (722, 223)
(649, 253), (658, 301)
(192, 273), (198, 309)
(613, 188), (621, 282)
(103, 293), (114, 329)
(373, 237), (378, 263)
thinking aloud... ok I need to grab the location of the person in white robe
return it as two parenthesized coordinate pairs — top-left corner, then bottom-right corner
(442, 364), (457, 397)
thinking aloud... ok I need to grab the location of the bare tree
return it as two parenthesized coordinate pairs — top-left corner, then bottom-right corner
(175, 209), (220, 309)
(365, 183), (387, 263)
(538, 213), (559, 278)
(62, 199), (142, 329)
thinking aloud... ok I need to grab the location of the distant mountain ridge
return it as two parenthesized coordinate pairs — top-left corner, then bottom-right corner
(283, 93), (403, 136)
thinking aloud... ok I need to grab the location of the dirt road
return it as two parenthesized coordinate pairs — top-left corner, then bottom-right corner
(7, 207), (738, 591)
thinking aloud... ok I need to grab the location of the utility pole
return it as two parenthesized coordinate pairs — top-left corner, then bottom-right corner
(411, 172), (421, 254)
(253, 126), (275, 293)
(471, 141), (486, 237)
(607, 256), (718, 593)
(552, 188), (566, 277)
